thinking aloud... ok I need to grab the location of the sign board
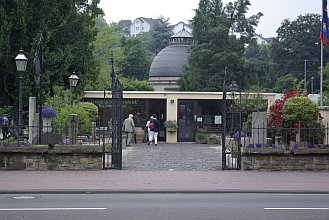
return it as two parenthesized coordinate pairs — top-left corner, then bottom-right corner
(214, 115), (222, 124)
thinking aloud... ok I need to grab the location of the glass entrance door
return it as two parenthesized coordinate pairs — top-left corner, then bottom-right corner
(178, 101), (196, 142)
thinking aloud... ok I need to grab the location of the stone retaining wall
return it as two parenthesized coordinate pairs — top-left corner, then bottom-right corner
(0, 145), (105, 171)
(242, 148), (329, 171)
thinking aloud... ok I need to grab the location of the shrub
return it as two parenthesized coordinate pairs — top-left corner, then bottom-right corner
(163, 120), (177, 129)
(53, 105), (91, 135)
(196, 133), (206, 140)
(77, 102), (99, 121)
(282, 96), (318, 125)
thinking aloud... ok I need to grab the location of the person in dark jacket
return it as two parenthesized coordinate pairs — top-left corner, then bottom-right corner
(147, 114), (160, 146)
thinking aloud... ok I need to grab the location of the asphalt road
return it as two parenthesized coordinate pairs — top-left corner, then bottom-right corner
(0, 193), (328, 220)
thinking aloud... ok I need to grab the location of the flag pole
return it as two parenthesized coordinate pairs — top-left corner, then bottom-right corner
(321, 41), (323, 106)
(320, 0), (326, 106)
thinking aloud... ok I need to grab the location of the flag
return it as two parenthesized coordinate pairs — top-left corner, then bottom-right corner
(34, 32), (43, 85)
(320, 0), (328, 45)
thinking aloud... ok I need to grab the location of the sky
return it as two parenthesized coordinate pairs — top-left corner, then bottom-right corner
(99, 0), (320, 38)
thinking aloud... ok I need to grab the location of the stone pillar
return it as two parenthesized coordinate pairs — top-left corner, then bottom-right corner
(252, 112), (267, 144)
(69, 114), (78, 145)
(28, 97), (38, 143)
(91, 122), (96, 141)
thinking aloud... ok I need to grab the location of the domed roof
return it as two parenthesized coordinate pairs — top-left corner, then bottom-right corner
(149, 26), (194, 78)
(149, 44), (190, 77)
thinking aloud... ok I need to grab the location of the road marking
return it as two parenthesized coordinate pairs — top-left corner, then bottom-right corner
(0, 208), (107, 211)
(265, 208), (328, 210)
(13, 196), (36, 200)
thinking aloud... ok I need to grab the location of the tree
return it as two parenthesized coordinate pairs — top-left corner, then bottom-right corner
(147, 17), (173, 55)
(0, 0), (103, 122)
(245, 40), (271, 62)
(120, 37), (151, 80)
(92, 18), (124, 90)
(271, 14), (328, 91)
(272, 73), (298, 93)
(116, 20), (132, 36)
(180, 0), (262, 91)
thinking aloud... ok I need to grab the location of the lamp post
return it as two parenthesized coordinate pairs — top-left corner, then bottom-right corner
(69, 72), (79, 104)
(228, 81), (242, 170)
(311, 77), (314, 94)
(15, 49), (28, 141)
(222, 83), (227, 170)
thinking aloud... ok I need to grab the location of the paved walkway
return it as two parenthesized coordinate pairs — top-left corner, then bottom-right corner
(122, 143), (222, 171)
(0, 143), (328, 193)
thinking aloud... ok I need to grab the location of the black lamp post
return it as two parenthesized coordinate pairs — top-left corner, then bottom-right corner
(311, 77), (314, 94)
(69, 72), (79, 103)
(15, 49), (28, 141)
(222, 83), (227, 170)
(228, 81), (242, 170)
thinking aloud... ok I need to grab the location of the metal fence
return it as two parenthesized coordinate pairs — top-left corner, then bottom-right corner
(223, 124), (329, 170)
(0, 122), (111, 147)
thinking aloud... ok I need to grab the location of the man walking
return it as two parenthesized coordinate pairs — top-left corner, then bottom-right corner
(148, 114), (160, 146)
(123, 114), (135, 146)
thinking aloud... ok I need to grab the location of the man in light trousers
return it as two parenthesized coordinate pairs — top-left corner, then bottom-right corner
(123, 114), (135, 146)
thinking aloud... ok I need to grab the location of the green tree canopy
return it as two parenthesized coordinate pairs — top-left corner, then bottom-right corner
(271, 14), (327, 91)
(120, 37), (151, 80)
(0, 0), (103, 122)
(282, 96), (319, 126)
(272, 73), (299, 93)
(147, 17), (173, 55)
(180, 0), (262, 91)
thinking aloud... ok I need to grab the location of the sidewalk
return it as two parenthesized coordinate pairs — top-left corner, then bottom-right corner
(0, 170), (328, 193)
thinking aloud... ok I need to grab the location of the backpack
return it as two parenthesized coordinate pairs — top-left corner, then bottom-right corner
(149, 120), (155, 129)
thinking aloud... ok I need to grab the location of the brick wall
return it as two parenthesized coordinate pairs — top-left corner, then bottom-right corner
(0, 145), (104, 171)
(242, 148), (329, 171)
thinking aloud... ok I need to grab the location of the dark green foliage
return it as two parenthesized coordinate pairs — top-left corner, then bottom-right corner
(120, 78), (154, 91)
(271, 14), (327, 92)
(272, 74), (298, 93)
(147, 17), (173, 55)
(120, 37), (151, 80)
(116, 20), (132, 36)
(0, 0), (103, 121)
(181, 0), (262, 91)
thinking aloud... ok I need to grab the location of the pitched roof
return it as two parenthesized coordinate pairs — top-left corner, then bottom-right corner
(137, 17), (162, 25)
(171, 27), (192, 38)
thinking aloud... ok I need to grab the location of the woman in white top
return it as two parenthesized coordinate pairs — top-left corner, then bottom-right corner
(145, 116), (153, 142)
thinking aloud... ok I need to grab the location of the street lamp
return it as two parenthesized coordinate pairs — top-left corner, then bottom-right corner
(15, 49), (28, 141)
(69, 72), (79, 103)
(311, 77), (314, 94)
(69, 72), (79, 88)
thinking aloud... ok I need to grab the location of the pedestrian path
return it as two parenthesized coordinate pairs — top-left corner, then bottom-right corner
(0, 143), (328, 194)
(0, 170), (328, 193)
(122, 143), (222, 171)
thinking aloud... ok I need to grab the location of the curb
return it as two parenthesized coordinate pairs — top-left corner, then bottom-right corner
(1, 189), (328, 194)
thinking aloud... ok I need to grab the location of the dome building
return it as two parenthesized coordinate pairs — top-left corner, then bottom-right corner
(148, 27), (194, 91)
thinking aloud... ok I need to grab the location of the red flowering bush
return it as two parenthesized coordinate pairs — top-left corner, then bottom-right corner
(268, 88), (308, 127)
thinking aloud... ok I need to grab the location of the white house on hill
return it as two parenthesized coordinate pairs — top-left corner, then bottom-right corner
(130, 17), (161, 37)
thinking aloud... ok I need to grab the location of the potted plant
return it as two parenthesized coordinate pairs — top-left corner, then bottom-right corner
(41, 108), (57, 133)
(207, 133), (220, 144)
(163, 120), (177, 132)
(195, 133), (207, 144)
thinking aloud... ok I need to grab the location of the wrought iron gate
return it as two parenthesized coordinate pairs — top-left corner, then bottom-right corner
(221, 81), (242, 170)
(103, 56), (123, 169)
